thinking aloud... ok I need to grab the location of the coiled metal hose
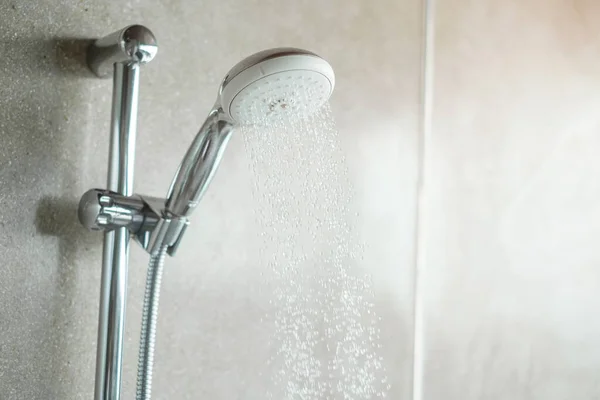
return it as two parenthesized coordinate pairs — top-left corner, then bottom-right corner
(136, 245), (169, 400)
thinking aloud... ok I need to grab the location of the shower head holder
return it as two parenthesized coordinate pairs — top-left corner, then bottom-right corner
(78, 188), (189, 256)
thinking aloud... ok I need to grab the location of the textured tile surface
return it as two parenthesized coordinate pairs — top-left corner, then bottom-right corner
(0, 0), (420, 399)
(423, 1), (600, 399)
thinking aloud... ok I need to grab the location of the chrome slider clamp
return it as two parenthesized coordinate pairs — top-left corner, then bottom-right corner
(78, 188), (189, 256)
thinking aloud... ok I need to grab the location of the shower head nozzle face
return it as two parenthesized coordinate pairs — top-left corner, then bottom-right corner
(219, 48), (335, 125)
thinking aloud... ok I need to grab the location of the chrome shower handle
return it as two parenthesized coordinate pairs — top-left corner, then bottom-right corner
(165, 106), (234, 217)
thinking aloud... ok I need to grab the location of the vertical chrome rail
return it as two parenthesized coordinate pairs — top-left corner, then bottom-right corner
(98, 62), (137, 400)
(86, 25), (158, 400)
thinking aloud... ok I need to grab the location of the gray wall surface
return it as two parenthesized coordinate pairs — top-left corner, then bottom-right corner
(0, 1), (419, 399)
(7, 1), (598, 399)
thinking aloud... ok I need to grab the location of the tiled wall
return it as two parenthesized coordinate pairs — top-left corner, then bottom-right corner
(2, 0), (599, 399)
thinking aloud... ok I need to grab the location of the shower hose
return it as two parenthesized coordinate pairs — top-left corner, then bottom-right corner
(136, 244), (169, 400)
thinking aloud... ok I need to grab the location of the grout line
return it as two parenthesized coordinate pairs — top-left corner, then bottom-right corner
(412, 0), (435, 399)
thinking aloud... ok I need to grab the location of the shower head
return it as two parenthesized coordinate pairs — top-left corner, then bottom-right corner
(164, 47), (335, 219)
(218, 48), (335, 125)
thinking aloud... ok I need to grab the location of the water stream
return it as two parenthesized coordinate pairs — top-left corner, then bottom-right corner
(241, 104), (390, 399)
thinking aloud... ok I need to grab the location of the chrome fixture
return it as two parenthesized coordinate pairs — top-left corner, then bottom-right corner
(79, 24), (335, 400)
(82, 25), (157, 400)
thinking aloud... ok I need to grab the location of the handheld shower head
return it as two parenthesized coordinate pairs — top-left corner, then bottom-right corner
(219, 48), (335, 125)
(164, 47), (335, 219)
